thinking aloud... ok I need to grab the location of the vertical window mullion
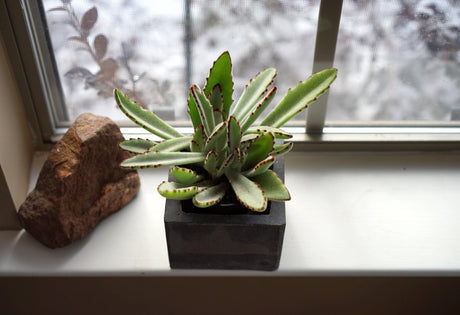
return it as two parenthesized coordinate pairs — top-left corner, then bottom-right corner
(306, 0), (343, 134)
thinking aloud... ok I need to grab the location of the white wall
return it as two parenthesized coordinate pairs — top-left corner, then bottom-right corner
(0, 32), (33, 210)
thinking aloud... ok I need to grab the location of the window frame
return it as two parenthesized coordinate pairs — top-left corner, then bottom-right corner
(2, 0), (460, 151)
(1, 0), (52, 148)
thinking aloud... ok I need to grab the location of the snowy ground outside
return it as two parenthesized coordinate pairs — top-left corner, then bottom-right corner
(43, 0), (460, 124)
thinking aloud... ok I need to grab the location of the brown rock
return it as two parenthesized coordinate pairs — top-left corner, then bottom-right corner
(18, 113), (140, 248)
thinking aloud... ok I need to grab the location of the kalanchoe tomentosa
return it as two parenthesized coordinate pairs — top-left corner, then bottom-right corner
(115, 51), (337, 212)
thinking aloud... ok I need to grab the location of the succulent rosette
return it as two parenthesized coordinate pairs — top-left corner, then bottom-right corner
(116, 51), (337, 211)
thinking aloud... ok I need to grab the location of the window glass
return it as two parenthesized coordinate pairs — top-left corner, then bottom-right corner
(42, 0), (320, 125)
(191, 0), (320, 123)
(43, 0), (185, 123)
(327, 0), (460, 121)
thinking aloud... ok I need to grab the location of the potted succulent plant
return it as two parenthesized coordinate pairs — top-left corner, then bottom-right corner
(115, 51), (337, 270)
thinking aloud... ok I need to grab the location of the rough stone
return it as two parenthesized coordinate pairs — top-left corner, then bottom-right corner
(18, 113), (140, 248)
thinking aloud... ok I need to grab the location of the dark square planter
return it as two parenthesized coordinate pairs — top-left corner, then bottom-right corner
(164, 157), (286, 271)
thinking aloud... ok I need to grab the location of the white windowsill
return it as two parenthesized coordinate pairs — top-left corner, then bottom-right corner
(1, 150), (460, 276)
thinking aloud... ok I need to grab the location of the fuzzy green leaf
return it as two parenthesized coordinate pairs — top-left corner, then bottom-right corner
(190, 141), (200, 153)
(208, 84), (223, 112)
(192, 182), (227, 208)
(241, 134), (259, 142)
(191, 86), (215, 137)
(242, 133), (275, 170)
(149, 137), (192, 152)
(245, 126), (292, 139)
(204, 121), (227, 153)
(121, 152), (205, 169)
(216, 126), (229, 162)
(187, 91), (201, 130)
(270, 142), (293, 156)
(204, 150), (218, 177)
(170, 166), (204, 185)
(243, 156), (275, 177)
(241, 134), (259, 151)
(261, 68), (338, 128)
(114, 89), (183, 139)
(252, 170), (291, 201)
(157, 181), (199, 200)
(191, 125), (206, 152)
(213, 109), (223, 125)
(120, 138), (156, 154)
(226, 173), (267, 212)
(232, 146), (245, 169)
(204, 51), (233, 120)
(240, 86), (277, 133)
(216, 153), (235, 178)
(232, 68), (277, 122)
(227, 116), (241, 151)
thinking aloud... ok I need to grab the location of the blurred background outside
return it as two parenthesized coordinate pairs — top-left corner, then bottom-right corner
(43, 0), (460, 125)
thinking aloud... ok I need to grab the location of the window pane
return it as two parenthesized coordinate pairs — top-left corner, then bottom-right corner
(43, 0), (185, 123)
(190, 0), (320, 123)
(41, 0), (320, 126)
(327, 0), (460, 121)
